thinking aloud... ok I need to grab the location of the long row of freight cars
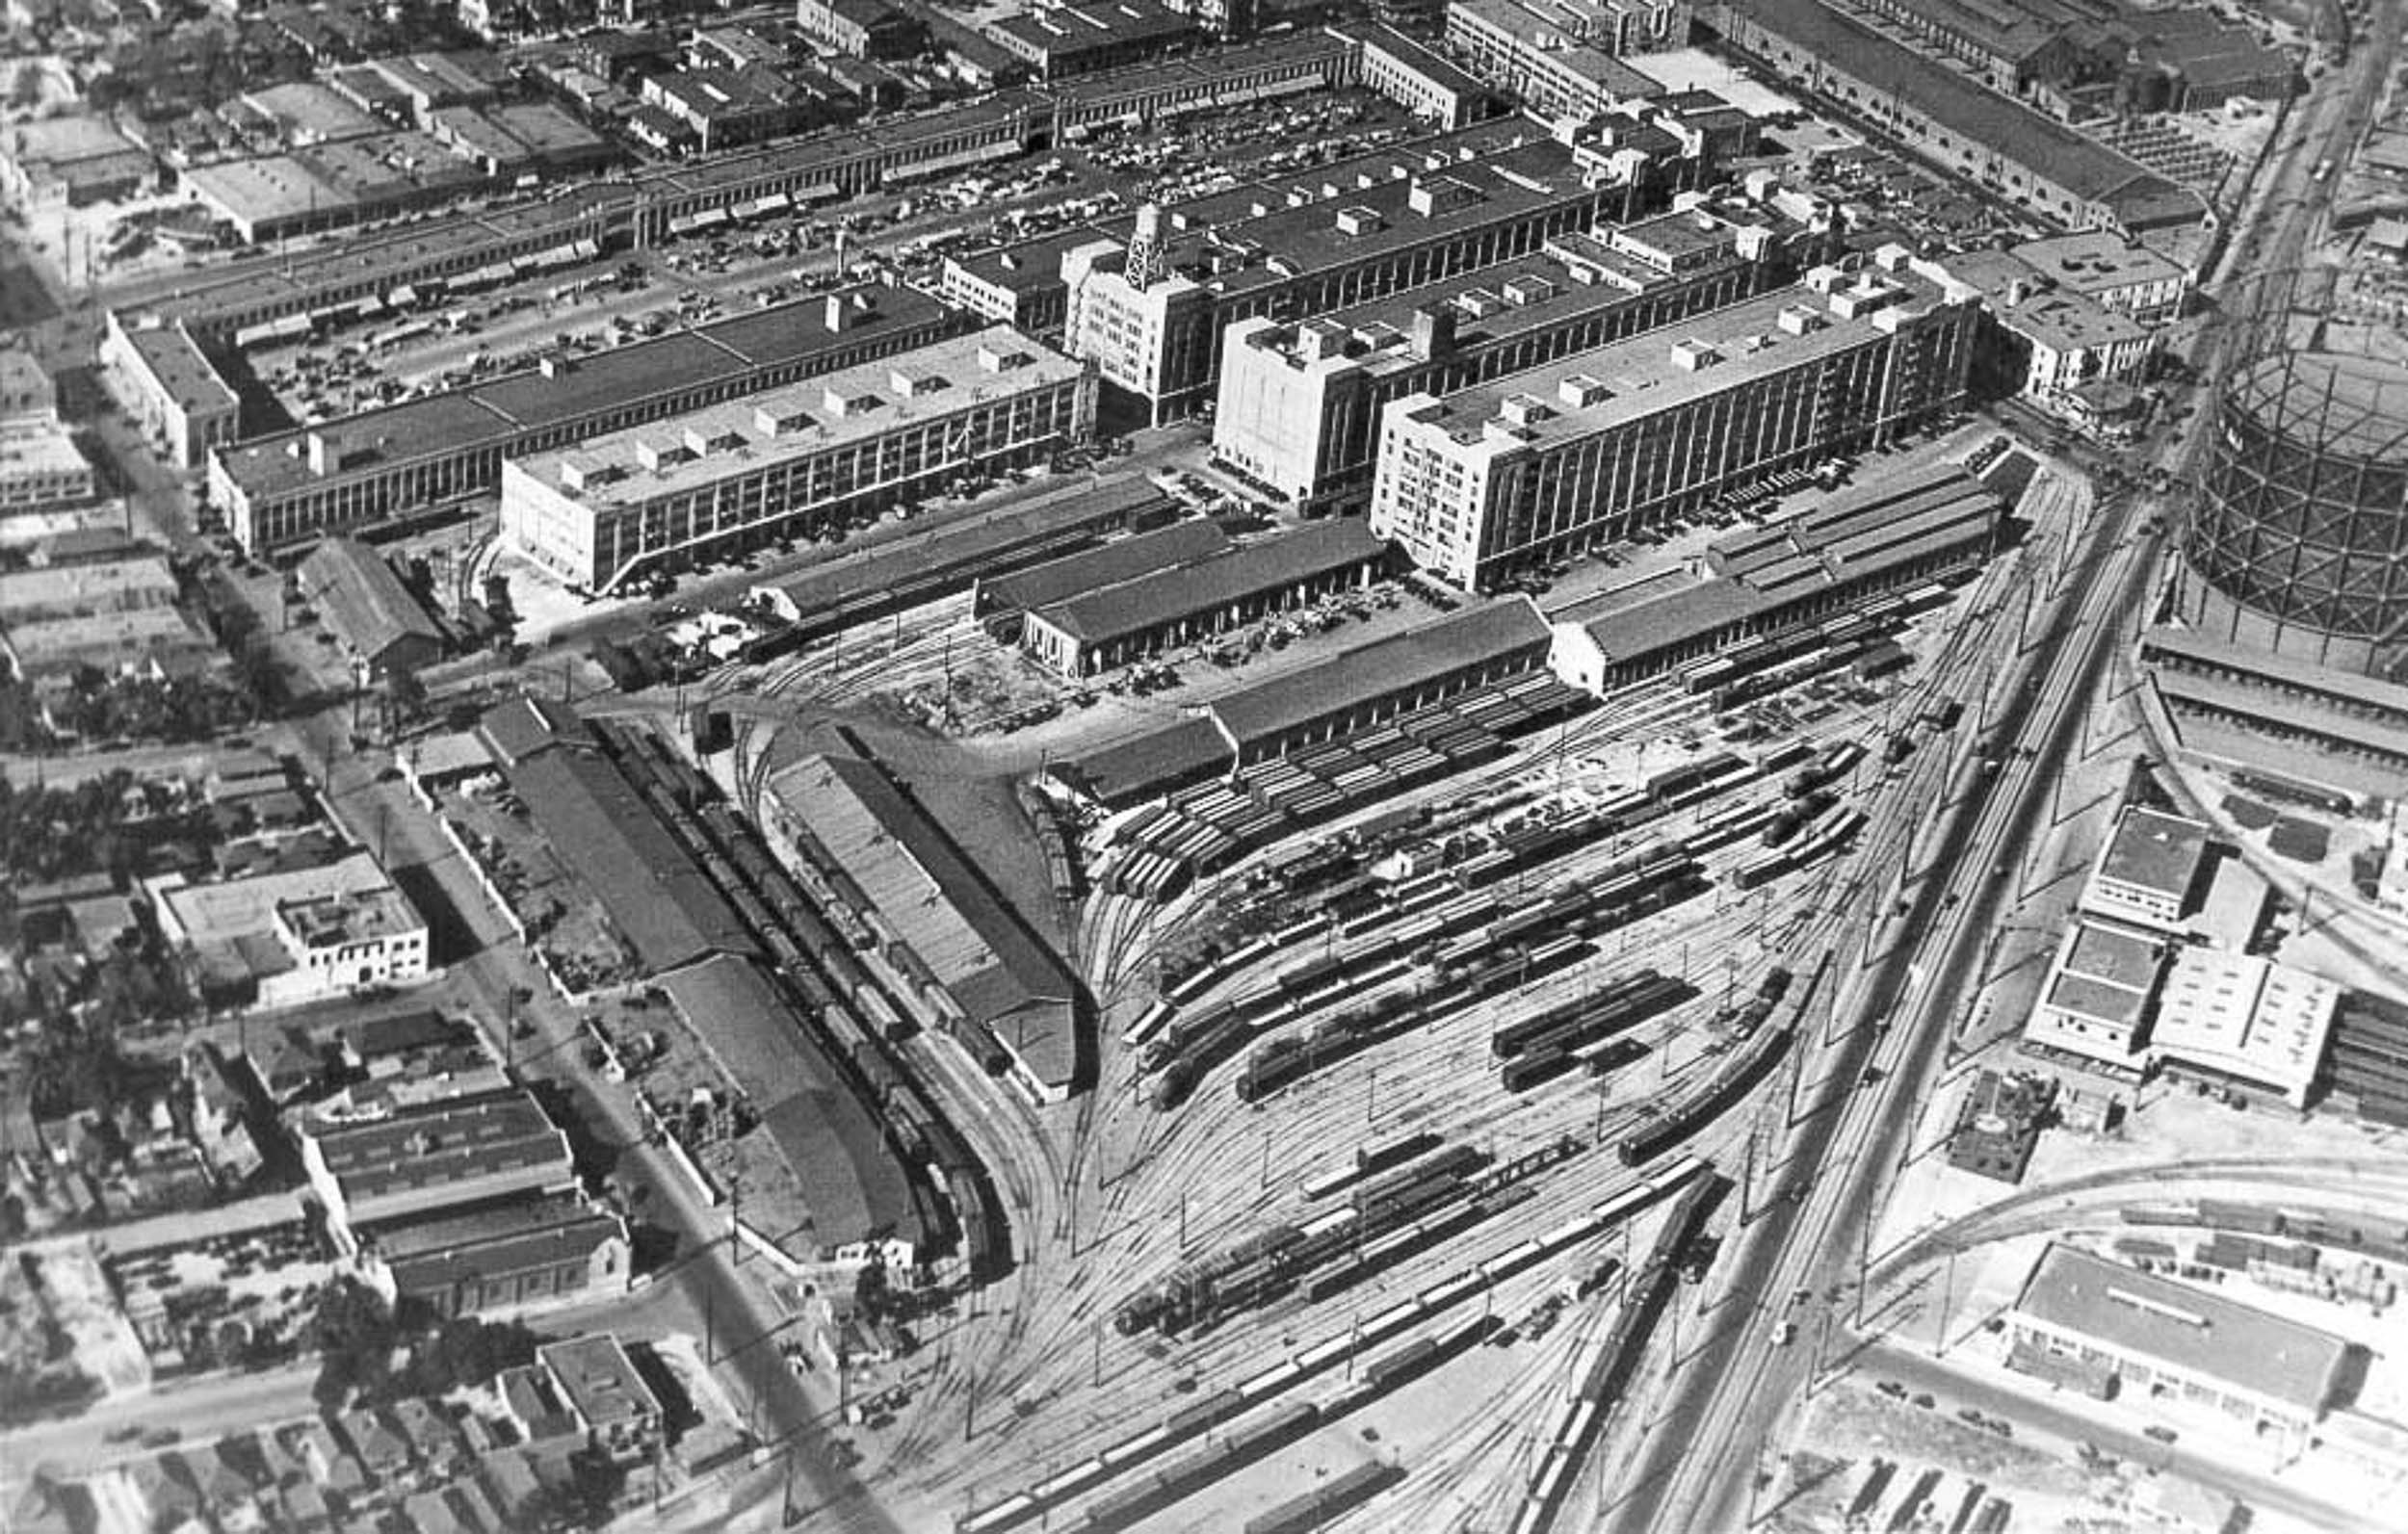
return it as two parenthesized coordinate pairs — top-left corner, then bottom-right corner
(589, 720), (1011, 1280)
(1114, 1135), (1595, 1338)
(1149, 844), (1708, 1109)
(1510, 1170), (1733, 1534)
(1491, 969), (1694, 1094)
(960, 1154), (1714, 1534)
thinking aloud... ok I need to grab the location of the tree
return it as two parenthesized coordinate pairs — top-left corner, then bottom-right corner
(307, 1278), (400, 1407)
(386, 666), (429, 726)
(853, 1258), (890, 1327)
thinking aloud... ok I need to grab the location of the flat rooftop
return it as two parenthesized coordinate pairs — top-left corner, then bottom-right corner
(1450, 0), (1667, 100)
(219, 284), (949, 502)
(1343, 22), (1487, 98)
(516, 325), (1077, 510)
(0, 553), (177, 618)
(2012, 229), (2190, 294)
(310, 1087), (567, 1207)
(2155, 948), (2337, 1082)
(117, 323), (239, 413)
(1945, 248), (2149, 352)
(1401, 266), (1958, 455)
(2015, 1242), (2350, 1412)
(539, 1336), (659, 1429)
(1167, 139), (1597, 302)
(2097, 806), (2211, 901)
(1740, 0), (2202, 221)
(2044, 915), (2160, 1027)
(158, 850), (410, 949)
(984, 0), (1195, 60)
(1243, 242), (1686, 377)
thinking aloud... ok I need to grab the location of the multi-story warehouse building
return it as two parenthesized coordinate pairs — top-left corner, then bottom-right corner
(1214, 193), (1820, 512)
(795, 0), (928, 59)
(1369, 249), (1977, 588)
(980, 0), (1198, 79)
(500, 326), (1094, 593)
(1064, 127), (1629, 425)
(1942, 247), (2158, 426)
(1444, 0), (1688, 121)
(1043, 32), (1357, 136)
(97, 314), (242, 470)
(2010, 229), (2192, 323)
(0, 417), (93, 513)
(1714, 0), (2209, 238)
(1338, 23), (1497, 129)
(211, 286), (959, 556)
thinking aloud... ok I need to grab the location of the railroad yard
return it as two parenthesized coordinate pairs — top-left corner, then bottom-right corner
(586, 433), (2086, 1532)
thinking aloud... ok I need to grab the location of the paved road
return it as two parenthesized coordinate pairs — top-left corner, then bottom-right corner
(1610, 460), (2160, 1531)
(289, 706), (898, 1530)
(1848, 1342), (2367, 1533)
(1611, 14), (2404, 1524)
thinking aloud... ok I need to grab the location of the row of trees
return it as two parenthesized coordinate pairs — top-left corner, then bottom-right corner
(308, 1279), (544, 1409)
(44, 669), (257, 747)
(0, 767), (223, 884)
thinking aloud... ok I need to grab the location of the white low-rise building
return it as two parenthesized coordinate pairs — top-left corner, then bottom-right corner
(149, 850), (430, 1010)
(2081, 805), (2212, 931)
(2150, 947), (2340, 1106)
(2023, 916), (2165, 1071)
